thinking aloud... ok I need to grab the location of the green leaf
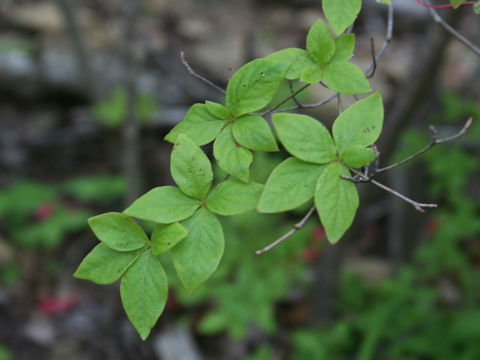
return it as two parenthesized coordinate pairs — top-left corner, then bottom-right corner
(74, 243), (144, 284)
(474, 2), (480, 14)
(258, 157), (327, 213)
(341, 146), (375, 168)
(120, 250), (168, 340)
(171, 134), (213, 200)
(213, 126), (253, 183)
(273, 113), (336, 164)
(323, 61), (371, 94)
(300, 65), (323, 84)
(265, 48), (316, 80)
(232, 114), (278, 152)
(450, 0), (462, 9)
(206, 179), (263, 216)
(151, 223), (189, 255)
(323, 0), (362, 35)
(226, 58), (288, 116)
(306, 19), (335, 66)
(88, 212), (148, 251)
(377, 0), (391, 4)
(330, 34), (355, 63)
(124, 186), (200, 223)
(205, 101), (230, 119)
(315, 163), (359, 243)
(332, 92), (384, 154)
(164, 104), (226, 145)
(172, 208), (224, 294)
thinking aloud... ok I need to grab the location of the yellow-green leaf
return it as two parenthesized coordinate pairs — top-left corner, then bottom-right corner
(273, 113), (336, 164)
(315, 163), (359, 243)
(164, 103), (225, 145)
(172, 208), (224, 294)
(323, 0), (362, 35)
(258, 157), (327, 213)
(332, 92), (384, 155)
(88, 212), (148, 251)
(206, 179), (263, 216)
(74, 243), (144, 284)
(232, 114), (278, 152)
(171, 134), (213, 200)
(120, 250), (168, 340)
(151, 223), (189, 255)
(341, 146), (375, 168)
(124, 186), (200, 223)
(306, 19), (335, 65)
(323, 61), (371, 94)
(226, 58), (287, 116)
(213, 126), (253, 183)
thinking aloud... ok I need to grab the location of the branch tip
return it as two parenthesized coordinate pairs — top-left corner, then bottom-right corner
(179, 50), (226, 94)
(255, 206), (315, 255)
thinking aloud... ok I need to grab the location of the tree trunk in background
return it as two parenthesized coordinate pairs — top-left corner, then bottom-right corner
(122, 0), (144, 205)
(312, 241), (344, 323)
(55, 0), (98, 100)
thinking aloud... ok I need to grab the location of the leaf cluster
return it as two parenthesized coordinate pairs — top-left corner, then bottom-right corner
(76, 4), (387, 339)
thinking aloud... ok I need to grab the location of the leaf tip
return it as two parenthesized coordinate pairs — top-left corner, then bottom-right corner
(326, 233), (341, 244)
(163, 132), (176, 144)
(138, 328), (151, 341)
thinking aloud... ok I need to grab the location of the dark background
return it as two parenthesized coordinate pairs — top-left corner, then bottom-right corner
(0, 0), (479, 359)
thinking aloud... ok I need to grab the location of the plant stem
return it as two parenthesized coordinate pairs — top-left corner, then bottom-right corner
(424, 0), (480, 57)
(376, 117), (472, 173)
(180, 51), (226, 94)
(255, 205), (316, 255)
(261, 84), (310, 116)
(345, 168), (438, 213)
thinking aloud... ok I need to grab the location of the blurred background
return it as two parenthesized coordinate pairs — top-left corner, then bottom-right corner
(0, 0), (479, 359)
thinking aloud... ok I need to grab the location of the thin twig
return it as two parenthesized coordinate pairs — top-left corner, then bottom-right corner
(376, 117), (473, 173)
(417, 0), (477, 9)
(424, 0), (480, 57)
(261, 83), (310, 116)
(180, 51), (226, 94)
(372, 144), (380, 172)
(367, 37), (377, 79)
(364, 1), (394, 76)
(345, 168), (438, 213)
(289, 80), (303, 107)
(255, 206), (316, 255)
(274, 93), (338, 114)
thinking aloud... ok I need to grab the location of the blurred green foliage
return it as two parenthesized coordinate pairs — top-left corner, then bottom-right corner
(0, 175), (125, 248)
(93, 87), (158, 128)
(244, 345), (275, 360)
(62, 175), (126, 204)
(0, 37), (36, 53)
(0, 263), (20, 287)
(0, 345), (12, 360)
